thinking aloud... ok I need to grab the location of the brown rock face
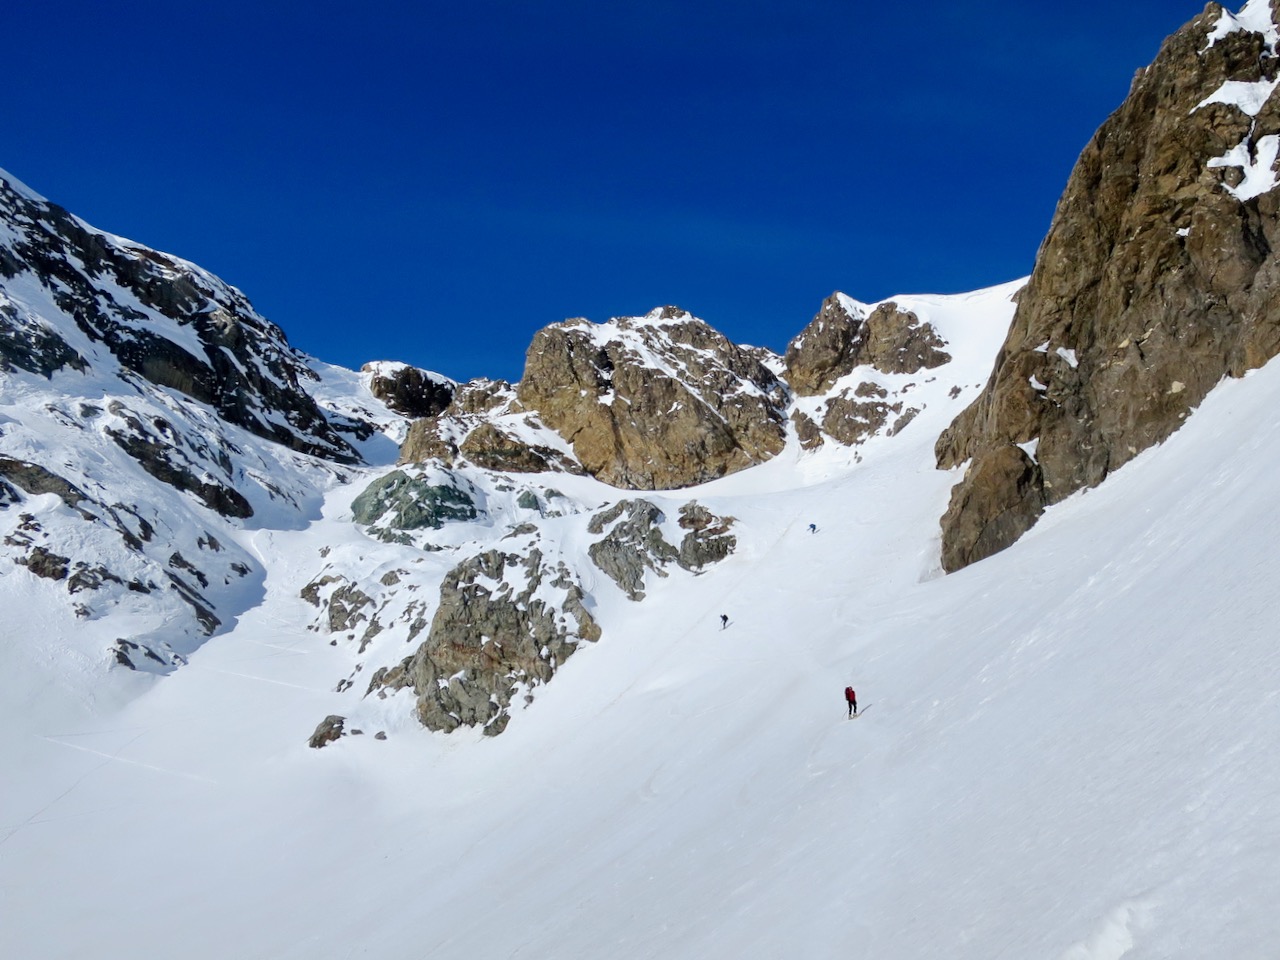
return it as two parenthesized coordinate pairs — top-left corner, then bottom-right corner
(398, 417), (458, 465)
(938, 3), (1280, 571)
(785, 295), (951, 396)
(862, 302), (953, 374)
(457, 423), (583, 474)
(939, 444), (1045, 574)
(516, 309), (788, 489)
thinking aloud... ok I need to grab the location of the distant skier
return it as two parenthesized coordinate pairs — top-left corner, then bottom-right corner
(720, 613), (729, 630)
(808, 523), (817, 534)
(845, 686), (857, 718)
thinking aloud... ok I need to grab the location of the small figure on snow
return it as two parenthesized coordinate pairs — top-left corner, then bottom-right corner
(720, 613), (729, 630)
(808, 523), (817, 534)
(845, 685), (857, 718)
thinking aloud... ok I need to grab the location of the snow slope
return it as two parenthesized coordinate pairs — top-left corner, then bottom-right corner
(3, 276), (1278, 958)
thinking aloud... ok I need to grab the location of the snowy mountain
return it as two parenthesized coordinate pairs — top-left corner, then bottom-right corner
(5, 2), (1280, 958)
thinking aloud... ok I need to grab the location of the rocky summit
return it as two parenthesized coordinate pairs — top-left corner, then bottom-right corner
(515, 307), (790, 489)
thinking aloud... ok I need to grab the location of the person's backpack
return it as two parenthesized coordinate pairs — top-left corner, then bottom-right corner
(845, 686), (855, 701)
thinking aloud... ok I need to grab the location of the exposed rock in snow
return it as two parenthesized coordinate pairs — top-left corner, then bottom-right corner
(586, 499), (737, 601)
(362, 362), (455, 419)
(587, 499), (679, 600)
(365, 542), (601, 736)
(308, 714), (347, 748)
(350, 468), (479, 541)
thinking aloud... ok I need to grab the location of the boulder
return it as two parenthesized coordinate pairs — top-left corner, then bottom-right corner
(308, 715), (346, 748)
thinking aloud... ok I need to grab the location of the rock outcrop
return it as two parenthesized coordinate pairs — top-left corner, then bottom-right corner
(587, 500), (678, 600)
(785, 295), (951, 396)
(350, 469), (479, 542)
(366, 542), (600, 736)
(937, 2), (1280, 571)
(363, 362), (455, 419)
(456, 422), (582, 474)
(586, 499), (737, 600)
(819, 382), (921, 447)
(395, 376), (583, 477)
(399, 416), (459, 466)
(675, 502), (738, 570)
(516, 308), (788, 489)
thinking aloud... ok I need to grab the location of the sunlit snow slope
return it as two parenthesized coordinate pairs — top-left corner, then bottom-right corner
(3, 277), (1277, 959)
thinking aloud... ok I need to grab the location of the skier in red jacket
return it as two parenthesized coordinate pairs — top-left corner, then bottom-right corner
(845, 686), (857, 718)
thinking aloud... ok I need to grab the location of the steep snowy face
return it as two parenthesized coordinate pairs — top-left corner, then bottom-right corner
(0, 169), (405, 674)
(936, 0), (1280, 571)
(0, 171), (368, 462)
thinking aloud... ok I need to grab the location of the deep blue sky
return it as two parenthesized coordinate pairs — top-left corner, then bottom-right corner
(6, 1), (1202, 382)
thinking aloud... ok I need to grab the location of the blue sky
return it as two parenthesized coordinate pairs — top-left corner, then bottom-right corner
(6, 1), (1202, 382)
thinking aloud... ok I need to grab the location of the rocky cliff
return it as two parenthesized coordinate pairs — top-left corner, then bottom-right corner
(936, 0), (1280, 571)
(785, 293), (953, 450)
